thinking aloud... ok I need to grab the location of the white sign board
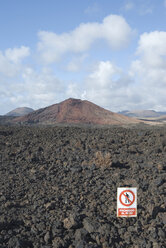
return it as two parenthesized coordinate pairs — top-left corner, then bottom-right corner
(117, 187), (137, 217)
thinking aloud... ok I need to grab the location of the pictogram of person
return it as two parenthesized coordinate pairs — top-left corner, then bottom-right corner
(125, 192), (130, 203)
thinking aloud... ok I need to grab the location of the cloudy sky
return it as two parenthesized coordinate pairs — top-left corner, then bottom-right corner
(1, 0), (166, 114)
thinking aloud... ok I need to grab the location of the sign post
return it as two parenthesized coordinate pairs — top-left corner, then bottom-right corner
(117, 187), (137, 217)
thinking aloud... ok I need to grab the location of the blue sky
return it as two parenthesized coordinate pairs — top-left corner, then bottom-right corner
(1, 0), (166, 114)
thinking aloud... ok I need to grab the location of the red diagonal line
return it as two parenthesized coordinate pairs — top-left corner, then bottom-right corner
(122, 192), (132, 203)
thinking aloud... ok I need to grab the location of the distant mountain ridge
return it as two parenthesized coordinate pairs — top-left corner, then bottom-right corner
(118, 110), (166, 118)
(14, 98), (140, 125)
(6, 107), (34, 117)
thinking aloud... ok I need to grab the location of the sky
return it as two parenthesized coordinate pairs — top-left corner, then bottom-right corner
(1, 0), (166, 114)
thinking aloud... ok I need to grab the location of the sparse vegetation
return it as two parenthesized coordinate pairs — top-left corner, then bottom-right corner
(81, 150), (112, 168)
(92, 151), (112, 168)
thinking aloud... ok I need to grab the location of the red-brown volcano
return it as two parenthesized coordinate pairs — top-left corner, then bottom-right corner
(14, 98), (140, 125)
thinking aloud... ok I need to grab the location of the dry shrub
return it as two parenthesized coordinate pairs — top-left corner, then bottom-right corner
(91, 151), (112, 168)
(81, 151), (112, 168)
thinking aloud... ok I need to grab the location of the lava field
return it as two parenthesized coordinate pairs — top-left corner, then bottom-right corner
(0, 125), (165, 248)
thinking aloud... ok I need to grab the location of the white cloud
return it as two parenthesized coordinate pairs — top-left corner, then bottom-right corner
(0, 65), (66, 114)
(5, 46), (30, 63)
(87, 61), (121, 88)
(82, 61), (137, 111)
(66, 54), (88, 72)
(66, 83), (81, 98)
(0, 51), (19, 77)
(37, 15), (133, 63)
(2, 27), (166, 115)
(65, 31), (166, 111)
(129, 31), (166, 110)
(0, 46), (30, 77)
(136, 31), (166, 68)
(21, 67), (65, 107)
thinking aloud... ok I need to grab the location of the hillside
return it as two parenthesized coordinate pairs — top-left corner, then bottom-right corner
(6, 107), (34, 117)
(118, 110), (166, 118)
(14, 98), (139, 125)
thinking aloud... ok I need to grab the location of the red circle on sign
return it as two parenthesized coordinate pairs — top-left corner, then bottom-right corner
(119, 190), (135, 206)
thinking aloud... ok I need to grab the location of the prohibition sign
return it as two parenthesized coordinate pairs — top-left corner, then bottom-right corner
(119, 190), (135, 207)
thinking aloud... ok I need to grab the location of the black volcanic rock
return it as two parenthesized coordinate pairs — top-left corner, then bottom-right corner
(0, 124), (165, 247)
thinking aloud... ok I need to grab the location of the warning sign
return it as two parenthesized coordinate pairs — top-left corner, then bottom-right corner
(117, 188), (137, 217)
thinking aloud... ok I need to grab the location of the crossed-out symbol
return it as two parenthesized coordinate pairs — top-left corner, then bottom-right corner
(119, 190), (135, 207)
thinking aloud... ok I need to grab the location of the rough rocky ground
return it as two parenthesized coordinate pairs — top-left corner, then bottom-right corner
(0, 124), (165, 248)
